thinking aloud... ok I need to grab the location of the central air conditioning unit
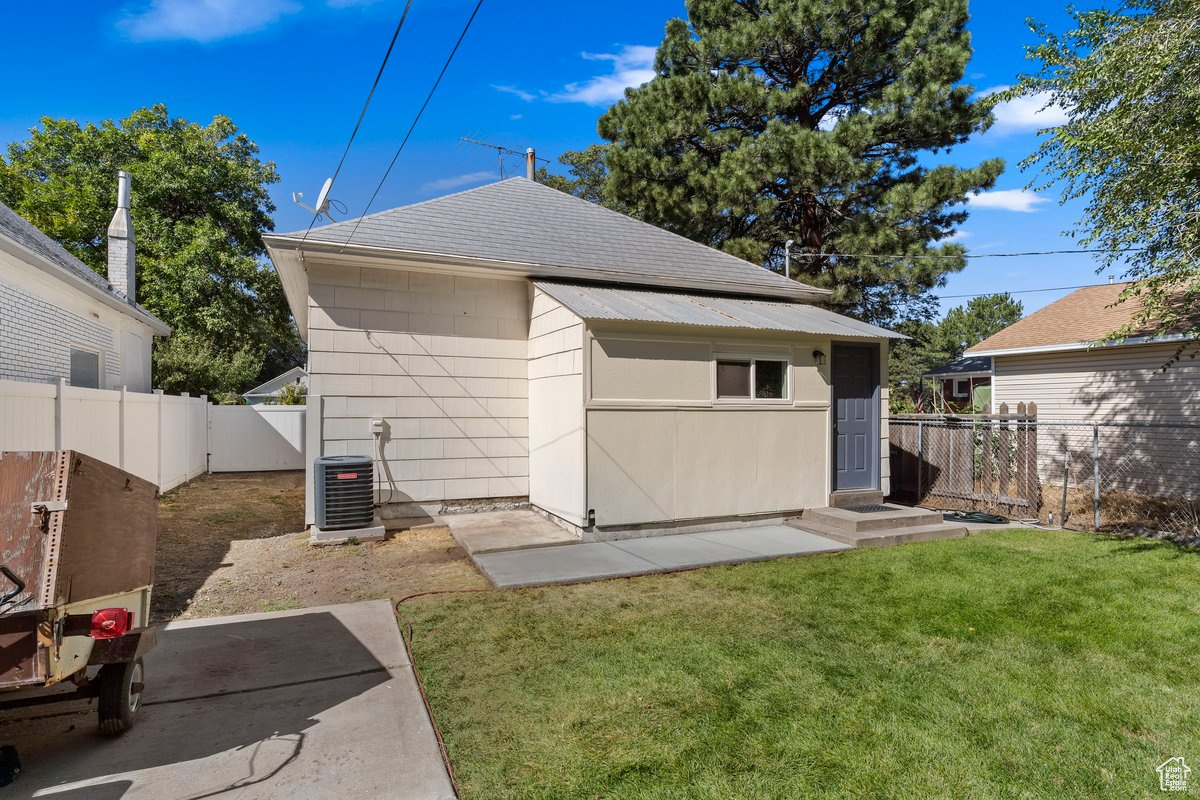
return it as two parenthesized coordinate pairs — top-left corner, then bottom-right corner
(314, 455), (374, 530)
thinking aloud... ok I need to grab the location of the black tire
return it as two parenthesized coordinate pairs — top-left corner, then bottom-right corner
(97, 658), (144, 736)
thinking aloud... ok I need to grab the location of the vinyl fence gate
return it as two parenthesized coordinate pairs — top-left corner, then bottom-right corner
(208, 405), (306, 472)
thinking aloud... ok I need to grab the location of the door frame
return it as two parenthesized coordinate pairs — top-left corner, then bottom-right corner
(830, 341), (882, 492)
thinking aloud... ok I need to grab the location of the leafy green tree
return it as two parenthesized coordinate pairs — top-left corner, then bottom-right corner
(1008, 0), (1199, 356)
(0, 105), (303, 396)
(887, 318), (949, 413)
(936, 292), (1023, 355)
(888, 293), (1022, 411)
(268, 380), (308, 406)
(539, 144), (615, 208)
(573, 0), (1002, 325)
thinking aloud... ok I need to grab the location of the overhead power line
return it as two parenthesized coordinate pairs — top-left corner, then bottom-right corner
(789, 247), (1145, 261)
(938, 282), (1117, 300)
(339, 0), (486, 252)
(297, 0), (415, 249)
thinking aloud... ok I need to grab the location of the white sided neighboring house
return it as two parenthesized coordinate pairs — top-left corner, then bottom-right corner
(966, 282), (1198, 422)
(242, 366), (308, 405)
(0, 172), (169, 392)
(265, 177), (903, 535)
(967, 282), (1199, 500)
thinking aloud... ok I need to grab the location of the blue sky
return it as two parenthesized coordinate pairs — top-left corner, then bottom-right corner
(1, 0), (1117, 317)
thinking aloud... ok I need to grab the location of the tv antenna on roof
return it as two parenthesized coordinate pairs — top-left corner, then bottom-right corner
(293, 177), (342, 221)
(459, 137), (548, 180)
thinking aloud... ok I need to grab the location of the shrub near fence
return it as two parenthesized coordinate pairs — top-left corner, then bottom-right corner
(0, 377), (208, 491)
(890, 404), (1200, 542)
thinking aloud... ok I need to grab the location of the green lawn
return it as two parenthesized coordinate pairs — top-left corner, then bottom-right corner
(405, 530), (1200, 799)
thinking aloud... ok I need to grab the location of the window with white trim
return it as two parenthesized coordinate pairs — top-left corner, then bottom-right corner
(953, 378), (970, 398)
(69, 347), (101, 389)
(715, 358), (788, 400)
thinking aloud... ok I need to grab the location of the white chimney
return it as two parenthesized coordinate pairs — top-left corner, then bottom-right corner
(107, 170), (135, 301)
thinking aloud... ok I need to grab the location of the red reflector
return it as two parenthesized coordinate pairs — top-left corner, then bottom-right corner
(336, 473), (358, 480)
(90, 608), (132, 639)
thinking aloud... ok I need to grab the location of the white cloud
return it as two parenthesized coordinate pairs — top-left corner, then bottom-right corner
(547, 45), (657, 106)
(117, 0), (301, 42)
(510, 113), (524, 121)
(493, 84), (536, 102)
(944, 229), (971, 243)
(981, 85), (1070, 135)
(966, 189), (1051, 213)
(420, 171), (496, 193)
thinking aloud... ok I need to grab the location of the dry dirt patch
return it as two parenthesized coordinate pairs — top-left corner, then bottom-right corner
(152, 472), (487, 622)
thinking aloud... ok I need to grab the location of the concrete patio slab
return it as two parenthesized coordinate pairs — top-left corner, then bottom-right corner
(472, 525), (850, 588)
(473, 541), (657, 587)
(694, 525), (850, 556)
(445, 509), (578, 555)
(0, 600), (455, 800)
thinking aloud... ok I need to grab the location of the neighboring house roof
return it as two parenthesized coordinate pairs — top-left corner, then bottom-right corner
(264, 179), (829, 333)
(967, 282), (1182, 357)
(924, 355), (992, 378)
(536, 282), (902, 339)
(0, 201), (170, 335)
(243, 366), (307, 398)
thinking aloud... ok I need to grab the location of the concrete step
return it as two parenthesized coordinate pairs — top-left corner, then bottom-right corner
(786, 517), (969, 549)
(829, 490), (886, 508)
(801, 503), (943, 533)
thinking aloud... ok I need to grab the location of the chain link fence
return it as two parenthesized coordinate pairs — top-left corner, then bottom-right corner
(889, 413), (1200, 544)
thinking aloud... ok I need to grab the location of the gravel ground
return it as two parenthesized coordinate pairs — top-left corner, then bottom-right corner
(151, 472), (487, 622)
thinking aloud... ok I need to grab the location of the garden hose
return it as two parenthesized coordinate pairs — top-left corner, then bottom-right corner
(942, 510), (1010, 524)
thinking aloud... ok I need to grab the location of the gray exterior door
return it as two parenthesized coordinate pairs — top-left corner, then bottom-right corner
(832, 343), (880, 491)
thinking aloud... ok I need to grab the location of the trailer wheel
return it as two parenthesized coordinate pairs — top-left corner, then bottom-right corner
(97, 658), (144, 736)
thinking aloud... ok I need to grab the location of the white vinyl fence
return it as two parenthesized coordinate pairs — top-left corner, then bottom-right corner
(208, 405), (305, 472)
(0, 378), (306, 491)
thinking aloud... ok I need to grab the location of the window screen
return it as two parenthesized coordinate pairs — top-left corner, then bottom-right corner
(70, 348), (100, 389)
(755, 360), (787, 399)
(716, 360), (751, 398)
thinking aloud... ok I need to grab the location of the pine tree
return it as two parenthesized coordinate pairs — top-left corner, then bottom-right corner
(593, 0), (1003, 324)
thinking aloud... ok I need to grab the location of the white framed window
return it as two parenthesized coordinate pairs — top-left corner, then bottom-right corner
(953, 378), (970, 398)
(69, 346), (102, 389)
(715, 356), (789, 401)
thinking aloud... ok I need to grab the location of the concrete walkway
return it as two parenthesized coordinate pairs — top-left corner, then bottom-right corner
(1, 600), (455, 800)
(472, 525), (850, 588)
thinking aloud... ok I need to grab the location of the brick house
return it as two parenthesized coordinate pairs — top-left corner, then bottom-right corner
(0, 172), (169, 391)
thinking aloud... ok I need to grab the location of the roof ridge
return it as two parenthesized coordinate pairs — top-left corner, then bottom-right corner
(513, 179), (824, 290)
(291, 178), (822, 294)
(290, 177), (527, 238)
(0, 202), (109, 289)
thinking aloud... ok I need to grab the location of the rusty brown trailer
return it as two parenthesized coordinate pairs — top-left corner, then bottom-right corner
(0, 451), (158, 731)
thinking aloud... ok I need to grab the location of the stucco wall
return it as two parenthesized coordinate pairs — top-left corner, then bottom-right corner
(584, 328), (836, 527)
(0, 247), (155, 392)
(306, 261), (530, 507)
(527, 288), (586, 525)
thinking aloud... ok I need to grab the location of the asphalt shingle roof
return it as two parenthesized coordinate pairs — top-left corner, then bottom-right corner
(924, 355), (992, 377)
(277, 178), (824, 300)
(535, 282), (902, 338)
(967, 283), (1175, 354)
(0, 200), (166, 327)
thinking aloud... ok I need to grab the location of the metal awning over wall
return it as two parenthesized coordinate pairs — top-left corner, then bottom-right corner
(534, 281), (903, 339)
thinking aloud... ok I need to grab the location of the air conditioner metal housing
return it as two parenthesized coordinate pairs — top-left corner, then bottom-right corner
(314, 455), (374, 531)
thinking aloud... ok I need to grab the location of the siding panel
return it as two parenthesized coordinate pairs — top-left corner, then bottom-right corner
(309, 263), (531, 507)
